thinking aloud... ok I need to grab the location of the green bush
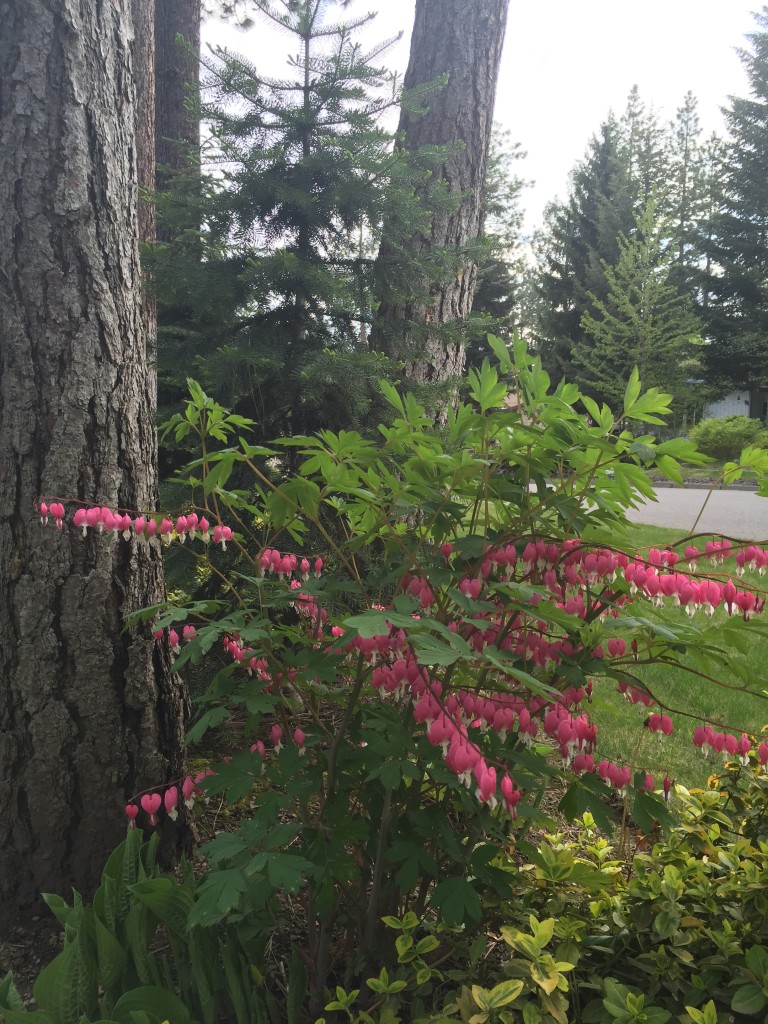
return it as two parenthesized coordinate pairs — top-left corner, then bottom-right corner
(687, 415), (768, 459)
(453, 761), (768, 1023)
(8, 343), (768, 1023)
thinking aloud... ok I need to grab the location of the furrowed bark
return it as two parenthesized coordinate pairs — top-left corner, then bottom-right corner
(0, 0), (188, 923)
(373, 0), (509, 384)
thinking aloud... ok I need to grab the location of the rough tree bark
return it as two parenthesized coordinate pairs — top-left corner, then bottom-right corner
(133, 0), (157, 249)
(373, 0), (509, 383)
(155, 0), (200, 241)
(0, 0), (188, 923)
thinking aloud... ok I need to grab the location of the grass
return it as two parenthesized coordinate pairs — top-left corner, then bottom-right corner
(589, 521), (768, 790)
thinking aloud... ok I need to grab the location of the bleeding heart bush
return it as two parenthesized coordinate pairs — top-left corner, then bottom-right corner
(25, 339), (768, 1014)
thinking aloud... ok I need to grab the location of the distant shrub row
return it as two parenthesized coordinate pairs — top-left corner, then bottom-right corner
(688, 415), (768, 460)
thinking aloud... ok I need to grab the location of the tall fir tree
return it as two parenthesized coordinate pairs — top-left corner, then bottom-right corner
(151, 0), (430, 441)
(703, 6), (768, 391)
(621, 85), (670, 210)
(697, 132), (729, 314)
(571, 198), (704, 420)
(668, 91), (707, 292)
(533, 86), (715, 390)
(535, 116), (635, 380)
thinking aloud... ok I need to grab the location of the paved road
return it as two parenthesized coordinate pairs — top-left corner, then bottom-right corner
(626, 487), (768, 540)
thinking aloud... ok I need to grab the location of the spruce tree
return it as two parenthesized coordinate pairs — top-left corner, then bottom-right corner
(572, 198), (704, 420)
(536, 116), (635, 380)
(621, 85), (670, 210)
(704, 6), (768, 390)
(151, 0), (427, 441)
(669, 90), (706, 284)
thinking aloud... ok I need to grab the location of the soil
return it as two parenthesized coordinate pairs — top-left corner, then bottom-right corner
(0, 917), (63, 1004)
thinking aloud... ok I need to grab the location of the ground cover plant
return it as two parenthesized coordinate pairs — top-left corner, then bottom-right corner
(6, 339), (768, 1023)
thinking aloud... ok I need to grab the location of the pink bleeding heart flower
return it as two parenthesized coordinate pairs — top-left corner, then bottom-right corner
(181, 776), (196, 809)
(140, 793), (162, 825)
(164, 786), (179, 822)
(73, 508), (88, 535)
(49, 502), (65, 528)
(125, 803), (139, 829)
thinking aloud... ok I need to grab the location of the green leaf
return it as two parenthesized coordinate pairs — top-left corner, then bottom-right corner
(185, 706), (232, 745)
(187, 870), (248, 928)
(33, 943), (83, 1024)
(412, 633), (462, 666)
(111, 986), (191, 1024)
(93, 913), (127, 991)
(130, 877), (193, 938)
(685, 1000), (717, 1024)
(485, 979), (524, 1008)
(731, 983), (768, 1015)
(623, 367), (641, 414)
(41, 893), (73, 928)
(745, 944), (768, 983)
(343, 610), (391, 638)
(380, 379), (405, 415)
(487, 333), (512, 373)
(0, 972), (26, 1015)
(431, 877), (482, 926)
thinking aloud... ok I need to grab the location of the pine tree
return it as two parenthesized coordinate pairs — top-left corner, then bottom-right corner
(536, 116), (635, 380)
(697, 132), (729, 313)
(0, 0), (187, 921)
(151, 0), (418, 441)
(572, 198), (704, 419)
(703, 6), (768, 390)
(669, 90), (706, 284)
(621, 85), (670, 210)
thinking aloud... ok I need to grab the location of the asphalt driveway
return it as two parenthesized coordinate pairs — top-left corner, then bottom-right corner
(626, 487), (768, 541)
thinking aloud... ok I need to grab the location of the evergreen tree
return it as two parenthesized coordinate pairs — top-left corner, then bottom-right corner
(697, 132), (729, 313)
(669, 90), (706, 282)
(572, 198), (704, 419)
(536, 116), (635, 380)
(703, 6), (768, 390)
(467, 126), (530, 365)
(621, 85), (670, 210)
(151, 0), (421, 441)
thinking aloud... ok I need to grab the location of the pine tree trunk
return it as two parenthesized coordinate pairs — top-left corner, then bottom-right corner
(133, 0), (159, 394)
(134, 0), (157, 249)
(373, 0), (509, 383)
(0, 0), (188, 923)
(155, 0), (200, 242)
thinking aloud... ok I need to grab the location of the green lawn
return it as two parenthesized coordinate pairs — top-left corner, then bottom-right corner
(589, 522), (768, 790)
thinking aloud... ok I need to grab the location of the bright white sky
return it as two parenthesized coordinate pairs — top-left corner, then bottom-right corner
(203, 0), (759, 234)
